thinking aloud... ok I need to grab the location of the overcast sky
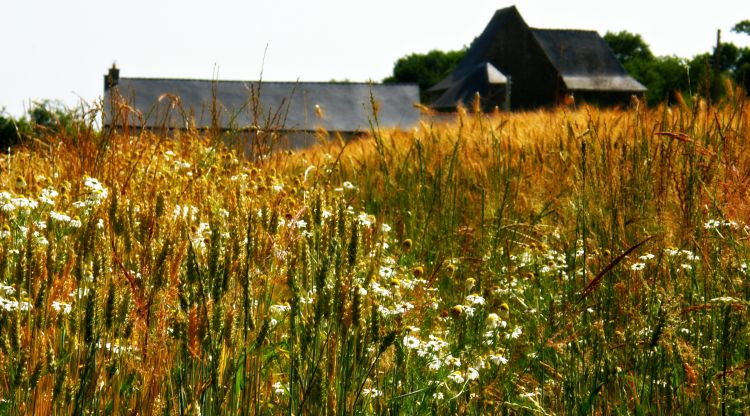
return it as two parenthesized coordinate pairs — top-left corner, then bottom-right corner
(1, 0), (748, 117)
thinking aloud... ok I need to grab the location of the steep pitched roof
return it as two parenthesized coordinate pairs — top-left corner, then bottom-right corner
(531, 29), (646, 92)
(428, 5), (646, 103)
(432, 62), (507, 110)
(429, 6), (527, 93)
(105, 78), (420, 132)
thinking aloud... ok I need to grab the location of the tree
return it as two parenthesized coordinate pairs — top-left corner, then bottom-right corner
(732, 20), (750, 36)
(603, 31), (654, 66)
(603, 31), (690, 104)
(0, 101), (86, 149)
(384, 49), (466, 101)
(0, 111), (24, 149)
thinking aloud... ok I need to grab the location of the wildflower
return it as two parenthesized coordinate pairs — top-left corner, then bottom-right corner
(432, 392), (444, 400)
(272, 381), (287, 396)
(11, 197), (38, 212)
(269, 303), (291, 314)
(362, 388), (383, 398)
(174, 160), (191, 170)
(508, 326), (523, 339)
(465, 293), (485, 305)
(0, 285), (14, 296)
(465, 278), (475, 290)
(445, 355), (461, 367)
(50, 211), (72, 223)
(51, 301), (72, 314)
(343, 181), (356, 190)
(467, 367), (480, 381)
(489, 354), (508, 365)
(428, 357), (442, 371)
(357, 213), (375, 227)
(83, 176), (108, 204)
(34, 232), (49, 246)
(403, 335), (420, 350)
(639, 253), (655, 261)
(379, 266), (395, 279)
(681, 250), (699, 261)
(630, 262), (646, 271)
(703, 219), (721, 229)
(0, 297), (33, 312)
(450, 304), (464, 318)
(486, 313), (500, 329)
(447, 371), (465, 384)
(369, 282), (391, 297)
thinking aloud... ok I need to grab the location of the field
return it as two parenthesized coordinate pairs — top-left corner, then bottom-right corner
(1, 93), (749, 415)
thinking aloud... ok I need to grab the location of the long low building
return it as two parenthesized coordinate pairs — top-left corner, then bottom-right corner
(103, 66), (420, 149)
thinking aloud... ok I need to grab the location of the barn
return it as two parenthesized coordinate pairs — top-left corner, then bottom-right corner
(429, 6), (646, 110)
(103, 66), (420, 150)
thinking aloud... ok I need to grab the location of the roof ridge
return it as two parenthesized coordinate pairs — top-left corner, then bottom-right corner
(530, 27), (598, 34)
(116, 77), (416, 86)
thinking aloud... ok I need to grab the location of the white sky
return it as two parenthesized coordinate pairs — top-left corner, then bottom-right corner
(1, 0), (748, 117)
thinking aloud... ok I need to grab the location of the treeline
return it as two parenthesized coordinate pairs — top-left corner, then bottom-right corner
(0, 101), (92, 149)
(604, 27), (749, 104)
(385, 20), (750, 106)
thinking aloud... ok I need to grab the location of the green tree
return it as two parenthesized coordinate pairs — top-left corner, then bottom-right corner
(604, 31), (691, 105)
(0, 111), (23, 149)
(384, 49), (466, 101)
(732, 20), (750, 36)
(0, 101), (87, 149)
(603, 31), (654, 65)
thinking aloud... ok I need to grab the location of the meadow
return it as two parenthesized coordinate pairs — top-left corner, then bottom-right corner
(0, 91), (749, 415)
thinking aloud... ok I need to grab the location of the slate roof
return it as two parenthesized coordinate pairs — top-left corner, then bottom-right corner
(431, 62), (507, 110)
(428, 5), (645, 108)
(104, 77), (420, 133)
(530, 29), (646, 92)
(428, 6), (526, 94)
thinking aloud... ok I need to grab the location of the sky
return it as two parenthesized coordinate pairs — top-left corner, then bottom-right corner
(1, 0), (748, 117)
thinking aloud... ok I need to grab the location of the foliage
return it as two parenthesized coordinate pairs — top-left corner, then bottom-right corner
(0, 111), (26, 150)
(384, 49), (466, 101)
(604, 30), (750, 105)
(603, 30), (654, 65)
(0, 101), (91, 150)
(733, 20), (750, 36)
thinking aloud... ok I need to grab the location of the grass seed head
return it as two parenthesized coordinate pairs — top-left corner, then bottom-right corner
(402, 238), (412, 252)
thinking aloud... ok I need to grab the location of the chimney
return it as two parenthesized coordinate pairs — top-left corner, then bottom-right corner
(105, 63), (120, 91)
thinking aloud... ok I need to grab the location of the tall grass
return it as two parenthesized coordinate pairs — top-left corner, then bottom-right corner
(0, 91), (749, 414)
